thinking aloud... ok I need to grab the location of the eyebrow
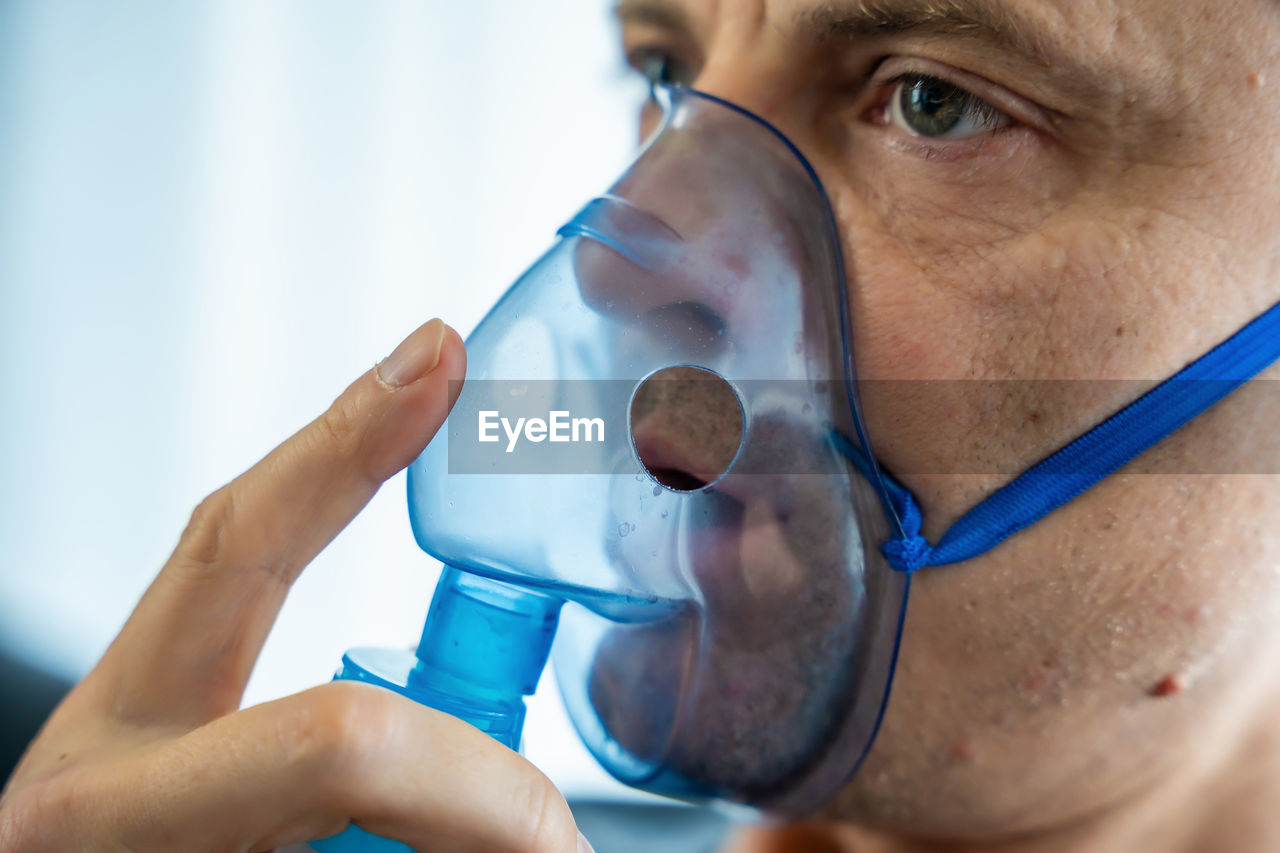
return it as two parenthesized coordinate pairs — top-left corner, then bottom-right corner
(612, 0), (693, 33)
(615, 0), (1067, 72)
(802, 0), (1060, 69)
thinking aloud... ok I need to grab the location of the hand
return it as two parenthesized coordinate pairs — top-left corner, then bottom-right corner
(0, 320), (587, 853)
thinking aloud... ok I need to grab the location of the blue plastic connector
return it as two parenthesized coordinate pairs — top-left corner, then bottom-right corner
(309, 566), (562, 852)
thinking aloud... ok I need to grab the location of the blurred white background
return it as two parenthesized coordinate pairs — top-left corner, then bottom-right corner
(0, 0), (650, 800)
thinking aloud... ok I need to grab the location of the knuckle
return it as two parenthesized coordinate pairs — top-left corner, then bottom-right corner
(176, 486), (235, 567)
(283, 683), (395, 782)
(316, 393), (366, 459)
(511, 769), (575, 853)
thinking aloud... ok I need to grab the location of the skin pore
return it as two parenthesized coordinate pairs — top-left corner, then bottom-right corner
(614, 1), (1280, 851)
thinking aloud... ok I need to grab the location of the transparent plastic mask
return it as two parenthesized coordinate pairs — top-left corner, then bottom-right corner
(406, 87), (909, 813)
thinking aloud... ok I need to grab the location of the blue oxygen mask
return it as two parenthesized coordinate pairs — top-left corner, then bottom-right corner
(312, 86), (907, 851)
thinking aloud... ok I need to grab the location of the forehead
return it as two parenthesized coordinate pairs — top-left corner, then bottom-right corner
(625, 0), (1214, 44)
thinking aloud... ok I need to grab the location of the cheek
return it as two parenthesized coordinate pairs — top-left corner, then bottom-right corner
(824, 189), (1143, 525)
(832, 182), (1157, 381)
(821, 169), (1255, 529)
(829, 467), (1280, 836)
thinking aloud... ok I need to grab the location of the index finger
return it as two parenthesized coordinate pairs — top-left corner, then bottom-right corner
(89, 319), (466, 725)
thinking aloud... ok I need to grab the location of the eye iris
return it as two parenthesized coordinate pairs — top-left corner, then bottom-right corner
(643, 52), (689, 88)
(900, 78), (967, 137)
(643, 53), (669, 86)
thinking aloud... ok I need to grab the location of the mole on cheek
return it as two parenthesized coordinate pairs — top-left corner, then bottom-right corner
(948, 737), (978, 763)
(1149, 672), (1188, 697)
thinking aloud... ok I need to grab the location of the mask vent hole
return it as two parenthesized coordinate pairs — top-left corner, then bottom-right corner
(629, 366), (744, 492)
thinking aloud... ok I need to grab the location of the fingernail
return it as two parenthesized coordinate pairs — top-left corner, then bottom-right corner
(377, 318), (447, 387)
(577, 831), (595, 853)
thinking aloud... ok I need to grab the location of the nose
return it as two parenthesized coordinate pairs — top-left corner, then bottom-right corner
(688, 53), (802, 136)
(567, 85), (836, 378)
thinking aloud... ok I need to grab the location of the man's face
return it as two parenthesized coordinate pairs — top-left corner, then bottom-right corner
(613, 0), (1280, 836)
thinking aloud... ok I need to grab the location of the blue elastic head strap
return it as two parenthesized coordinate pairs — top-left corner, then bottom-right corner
(838, 297), (1280, 574)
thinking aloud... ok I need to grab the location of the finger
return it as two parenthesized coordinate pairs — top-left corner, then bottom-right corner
(91, 320), (466, 724)
(68, 683), (582, 853)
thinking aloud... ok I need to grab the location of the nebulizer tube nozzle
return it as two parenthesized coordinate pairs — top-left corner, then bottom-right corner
(413, 567), (563, 723)
(309, 567), (562, 852)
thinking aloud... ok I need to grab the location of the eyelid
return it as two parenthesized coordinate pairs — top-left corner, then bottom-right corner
(871, 56), (1062, 141)
(619, 21), (703, 80)
(622, 45), (658, 76)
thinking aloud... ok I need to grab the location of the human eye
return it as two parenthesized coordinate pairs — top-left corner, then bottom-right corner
(626, 47), (696, 92)
(883, 73), (1013, 140)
